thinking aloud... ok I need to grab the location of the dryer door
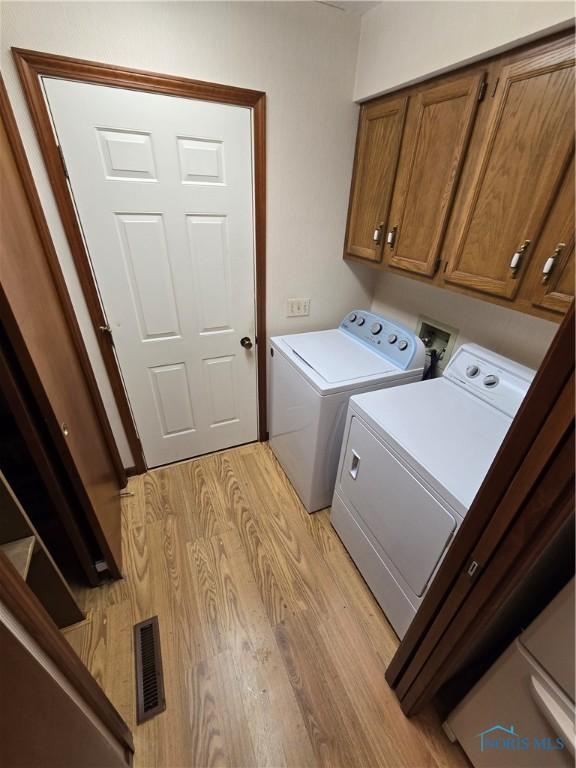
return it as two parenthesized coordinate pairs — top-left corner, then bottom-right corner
(340, 416), (457, 597)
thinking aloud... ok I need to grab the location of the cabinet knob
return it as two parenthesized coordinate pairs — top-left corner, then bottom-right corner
(510, 239), (531, 277)
(542, 242), (565, 284)
(386, 226), (398, 249)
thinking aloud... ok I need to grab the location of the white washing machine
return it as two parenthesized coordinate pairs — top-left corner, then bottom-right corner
(331, 343), (535, 638)
(269, 311), (425, 513)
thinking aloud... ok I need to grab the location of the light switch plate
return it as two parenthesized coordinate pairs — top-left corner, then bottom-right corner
(287, 298), (310, 317)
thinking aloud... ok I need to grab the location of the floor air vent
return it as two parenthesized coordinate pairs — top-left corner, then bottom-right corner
(134, 616), (166, 723)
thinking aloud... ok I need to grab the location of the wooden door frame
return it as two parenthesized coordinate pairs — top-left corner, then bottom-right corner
(0, 549), (134, 759)
(0, 76), (127, 489)
(386, 302), (575, 714)
(13, 48), (268, 475)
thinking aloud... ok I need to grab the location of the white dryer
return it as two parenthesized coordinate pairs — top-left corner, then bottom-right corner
(269, 311), (425, 513)
(331, 344), (535, 638)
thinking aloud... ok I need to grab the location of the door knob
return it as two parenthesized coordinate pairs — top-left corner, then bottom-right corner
(240, 336), (253, 349)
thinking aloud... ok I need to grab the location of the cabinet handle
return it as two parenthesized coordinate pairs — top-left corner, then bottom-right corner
(386, 226), (398, 249)
(349, 450), (361, 480)
(542, 243), (565, 284)
(510, 239), (531, 277)
(373, 223), (384, 245)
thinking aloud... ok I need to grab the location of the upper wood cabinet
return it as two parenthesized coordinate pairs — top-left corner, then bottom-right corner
(444, 41), (575, 300)
(344, 32), (575, 322)
(526, 152), (575, 314)
(383, 72), (485, 276)
(345, 96), (407, 262)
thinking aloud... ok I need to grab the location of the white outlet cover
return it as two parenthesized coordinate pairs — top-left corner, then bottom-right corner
(287, 298), (310, 317)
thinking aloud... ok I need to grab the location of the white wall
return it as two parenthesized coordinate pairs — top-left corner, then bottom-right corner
(1, 1), (374, 467)
(354, 1), (575, 100)
(372, 274), (557, 370)
(355, 1), (572, 370)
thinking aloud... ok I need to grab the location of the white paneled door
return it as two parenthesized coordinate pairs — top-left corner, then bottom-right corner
(43, 79), (258, 467)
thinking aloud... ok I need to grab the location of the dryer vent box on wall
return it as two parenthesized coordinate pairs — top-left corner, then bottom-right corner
(416, 316), (458, 370)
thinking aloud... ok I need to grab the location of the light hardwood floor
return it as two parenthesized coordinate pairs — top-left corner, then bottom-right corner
(65, 442), (468, 768)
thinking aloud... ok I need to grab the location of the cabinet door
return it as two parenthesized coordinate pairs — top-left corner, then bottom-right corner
(444, 43), (575, 299)
(345, 96), (407, 262)
(529, 152), (574, 314)
(384, 72), (485, 276)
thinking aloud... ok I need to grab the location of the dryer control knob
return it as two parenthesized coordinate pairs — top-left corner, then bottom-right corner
(398, 340), (408, 351)
(483, 374), (499, 388)
(466, 365), (480, 378)
(387, 334), (397, 344)
(348, 313), (357, 323)
(370, 322), (383, 335)
(356, 316), (365, 326)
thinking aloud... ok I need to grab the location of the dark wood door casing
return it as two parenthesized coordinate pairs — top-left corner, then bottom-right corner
(13, 48), (268, 469)
(1, 76), (123, 577)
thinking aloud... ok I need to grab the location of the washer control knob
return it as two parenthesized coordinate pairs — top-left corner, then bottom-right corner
(398, 340), (408, 351)
(466, 365), (480, 378)
(348, 313), (357, 323)
(387, 334), (397, 344)
(370, 322), (383, 335)
(356, 316), (365, 326)
(483, 374), (499, 388)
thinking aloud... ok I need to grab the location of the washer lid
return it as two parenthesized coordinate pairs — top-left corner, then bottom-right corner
(285, 329), (396, 382)
(350, 377), (513, 514)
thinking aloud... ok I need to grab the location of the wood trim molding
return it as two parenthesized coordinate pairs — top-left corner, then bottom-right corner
(0, 549), (134, 755)
(253, 93), (268, 441)
(12, 48), (268, 468)
(0, 76), (127, 488)
(385, 301), (575, 712)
